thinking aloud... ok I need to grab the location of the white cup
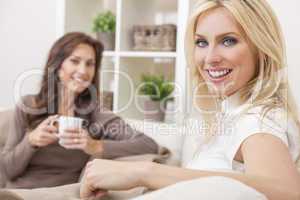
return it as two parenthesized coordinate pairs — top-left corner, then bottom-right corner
(51, 116), (86, 136)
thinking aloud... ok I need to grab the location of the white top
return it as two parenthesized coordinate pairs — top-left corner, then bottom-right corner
(185, 93), (300, 173)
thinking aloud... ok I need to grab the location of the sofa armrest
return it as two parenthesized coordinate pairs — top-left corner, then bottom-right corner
(125, 119), (184, 166)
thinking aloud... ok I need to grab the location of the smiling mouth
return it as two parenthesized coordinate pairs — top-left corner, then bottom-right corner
(206, 69), (233, 79)
(72, 76), (89, 85)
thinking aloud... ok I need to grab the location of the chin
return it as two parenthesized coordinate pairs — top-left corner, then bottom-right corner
(76, 88), (88, 94)
(66, 86), (85, 95)
(206, 82), (235, 97)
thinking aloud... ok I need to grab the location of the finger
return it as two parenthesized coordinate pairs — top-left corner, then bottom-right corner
(78, 128), (88, 135)
(37, 137), (57, 146)
(60, 143), (84, 150)
(86, 161), (94, 170)
(41, 115), (59, 126)
(41, 133), (59, 141)
(63, 127), (80, 133)
(59, 138), (82, 146)
(87, 184), (99, 199)
(94, 189), (107, 198)
(59, 136), (84, 145)
(59, 132), (81, 140)
(42, 125), (58, 133)
(80, 181), (94, 199)
(74, 130), (90, 140)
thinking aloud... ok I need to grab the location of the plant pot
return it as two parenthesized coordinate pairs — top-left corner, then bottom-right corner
(143, 99), (165, 122)
(96, 32), (115, 50)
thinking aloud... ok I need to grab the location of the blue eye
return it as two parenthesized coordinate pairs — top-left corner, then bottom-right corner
(195, 39), (208, 48)
(223, 37), (237, 47)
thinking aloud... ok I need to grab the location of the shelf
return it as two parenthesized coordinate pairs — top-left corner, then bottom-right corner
(119, 51), (177, 58)
(120, 0), (178, 51)
(116, 57), (175, 120)
(103, 51), (116, 57)
(100, 57), (115, 92)
(103, 51), (177, 58)
(64, 0), (116, 36)
(61, 0), (189, 122)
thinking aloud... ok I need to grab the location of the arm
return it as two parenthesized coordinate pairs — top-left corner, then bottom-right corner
(60, 111), (159, 158)
(141, 133), (300, 200)
(91, 109), (159, 159)
(0, 105), (38, 180)
(81, 133), (300, 200)
(101, 117), (159, 159)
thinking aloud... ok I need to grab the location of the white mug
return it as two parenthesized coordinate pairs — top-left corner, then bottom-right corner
(51, 116), (86, 136)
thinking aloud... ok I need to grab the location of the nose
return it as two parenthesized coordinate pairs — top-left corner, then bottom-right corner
(205, 46), (222, 66)
(77, 62), (88, 75)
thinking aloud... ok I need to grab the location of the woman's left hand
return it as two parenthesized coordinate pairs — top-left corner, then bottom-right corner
(80, 159), (147, 199)
(58, 128), (103, 156)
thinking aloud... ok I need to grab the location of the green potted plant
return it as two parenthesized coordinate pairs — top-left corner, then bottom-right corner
(138, 74), (174, 122)
(92, 11), (116, 50)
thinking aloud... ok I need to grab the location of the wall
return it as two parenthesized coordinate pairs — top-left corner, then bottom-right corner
(270, 0), (300, 104)
(0, 0), (299, 110)
(0, 0), (58, 109)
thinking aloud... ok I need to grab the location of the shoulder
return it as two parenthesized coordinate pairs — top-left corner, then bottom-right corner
(238, 106), (287, 135)
(232, 105), (300, 161)
(13, 95), (39, 122)
(16, 95), (37, 112)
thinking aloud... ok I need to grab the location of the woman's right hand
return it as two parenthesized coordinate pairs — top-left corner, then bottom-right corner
(28, 115), (59, 147)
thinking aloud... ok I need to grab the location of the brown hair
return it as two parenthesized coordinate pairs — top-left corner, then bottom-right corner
(27, 32), (103, 128)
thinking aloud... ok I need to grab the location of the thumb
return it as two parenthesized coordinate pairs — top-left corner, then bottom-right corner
(42, 115), (59, 126)
(94, 189), (107, 198)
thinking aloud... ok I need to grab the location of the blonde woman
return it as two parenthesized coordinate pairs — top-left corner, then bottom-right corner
(80, 0), (300, 199)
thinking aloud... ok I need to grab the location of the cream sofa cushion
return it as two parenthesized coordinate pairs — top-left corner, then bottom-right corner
(131, 176), (267, 200)
(125, 119), (184, 166)
(2, 177), (269, 200)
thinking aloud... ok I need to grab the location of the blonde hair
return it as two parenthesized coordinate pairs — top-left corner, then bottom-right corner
(185, 0), (300, 140)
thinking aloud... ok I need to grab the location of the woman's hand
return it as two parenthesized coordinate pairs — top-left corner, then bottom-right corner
(80, 176), (107, 200)
(58, 128), (103, 156)
(28, 115), (59, 147)
(80, 159), (148, 199)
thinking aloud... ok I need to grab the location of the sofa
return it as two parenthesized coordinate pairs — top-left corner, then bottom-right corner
(0, 109), (186, 200)
(0, 109), (300, 200)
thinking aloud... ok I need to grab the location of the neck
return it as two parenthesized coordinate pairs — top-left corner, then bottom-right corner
(58, 87), (76, 116)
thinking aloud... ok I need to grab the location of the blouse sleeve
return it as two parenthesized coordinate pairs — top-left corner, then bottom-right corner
(90, 107), (159, 159)
(0, 97), (38, 181)
(226, 107), (300, 163)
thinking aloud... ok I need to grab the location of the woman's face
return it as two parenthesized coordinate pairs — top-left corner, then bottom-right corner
(58, 43), (96, 94)
(194, 7), (257, 96)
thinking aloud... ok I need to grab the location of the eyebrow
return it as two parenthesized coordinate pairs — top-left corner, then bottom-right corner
(194, 32), (240, 39)
(71, 55), (95, 61)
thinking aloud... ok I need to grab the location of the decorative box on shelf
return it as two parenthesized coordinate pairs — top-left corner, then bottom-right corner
(100, 91), (113, 111)
(132, 24), (177, 51)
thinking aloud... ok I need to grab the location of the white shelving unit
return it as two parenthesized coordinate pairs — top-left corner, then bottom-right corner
(56, 0), (190, 122)
(118, 51), (177, 58)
